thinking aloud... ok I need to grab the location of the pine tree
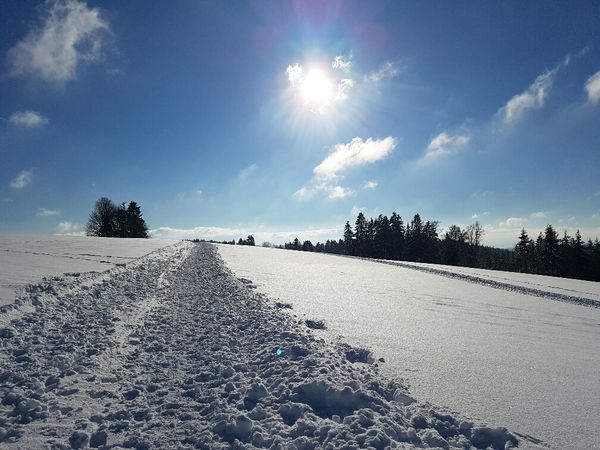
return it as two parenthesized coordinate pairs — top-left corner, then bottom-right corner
(126, 201), (149, 238)
(515, 228), (534, 272)
(389, 212), (405, 260)
(343, 221), (354, 255)
(542, 225), (560, 276)
(354, 212), (368, 257)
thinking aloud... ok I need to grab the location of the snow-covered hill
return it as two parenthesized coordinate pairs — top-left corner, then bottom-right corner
(0, 234), (175, 306)
(218, 244), (600, 450)
(0, 239), (519, 449)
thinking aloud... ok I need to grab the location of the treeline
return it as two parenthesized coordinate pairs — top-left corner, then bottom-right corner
(282, 212), (600, 282)
(86, 197), (149, 238)
(190, 236), (255, 246)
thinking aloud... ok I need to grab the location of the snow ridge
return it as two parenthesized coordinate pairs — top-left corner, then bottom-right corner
(0, 243), (519, 449)
(369, 259), (600, 308)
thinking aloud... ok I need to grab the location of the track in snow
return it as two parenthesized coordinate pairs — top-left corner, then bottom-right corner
(0, 243), (520, 449)
(367, 259), (600, 308)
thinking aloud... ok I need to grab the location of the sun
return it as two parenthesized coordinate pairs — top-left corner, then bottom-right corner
(300, 68), (333, 107)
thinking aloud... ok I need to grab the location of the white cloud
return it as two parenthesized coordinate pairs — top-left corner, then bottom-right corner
(55, 221), (83, 235)
(332, 55), (352, 72)
(327, 185), (355, 199)
(351, 205), (364, 216)
(237, 164), (258, 182)
(585, 70), (600, 104)
(530, 211), (547, 220)
(498, 217), (525, 229)
(286, 63), (303, 85)
(497, 55), (573, 124)
(149, 225), (341, 244)
(424, 132), (470, 160)
(471, 211), (490, 219)
(9, 111), (49, 127)
(10, 170), (33, 189)
(471, 191), (493, 200)
(37, 208), (61, 217)
(7, 0), (110, 83)
(314, 136), (396, 179)
(362, 180), (378, 190)
(293, 183), (355, 201)
(368, 62), (400, 82)
(336, 78), (355, 100)
(292, 186), (314, 201)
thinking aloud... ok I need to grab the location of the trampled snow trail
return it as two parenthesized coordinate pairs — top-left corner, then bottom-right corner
(0, 243), (519, 449)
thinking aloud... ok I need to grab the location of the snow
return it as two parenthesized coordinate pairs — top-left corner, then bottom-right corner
(0, 234), (176, 306)
(217, 244), (600, 450)
(0, 239), (521, 449)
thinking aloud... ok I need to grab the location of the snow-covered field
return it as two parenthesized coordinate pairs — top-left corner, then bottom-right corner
(0, 237), (520, 449)
(0, 234), (175, 306)
(218, 244), (600, 450)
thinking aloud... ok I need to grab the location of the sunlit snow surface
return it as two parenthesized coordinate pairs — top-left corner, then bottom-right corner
(0, 234), (175, 305)
(218, 244), (600, 450)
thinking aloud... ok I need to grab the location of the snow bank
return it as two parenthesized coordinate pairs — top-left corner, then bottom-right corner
(0, 243), (519, 449)
(0, 234), (176, 306)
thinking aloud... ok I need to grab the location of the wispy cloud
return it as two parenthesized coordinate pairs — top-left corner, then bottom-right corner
(55, 221), (83, 235)
(351, 205), (364, 216)
(293, 183), (355, 201)
(10, 170), (33, 189)
(497, 56), (573, 124)
(530, 211), (547, 220)
(471, 191), (493, 200)
(367, 62), (400, 83)
(37, 208), (61, 217)
(7, 0), (110, 83)
(237, 164), (258, 182)
(9, 111), (49, 127)
(471, 211), (490, 219)
(362, 180), (378, 190)
(585, 70), (600, 104)
(314, 137), (396, 180)
(423, 132), (470, 160)
(332, 54), (352, 72)
(336, 78), (355, 100)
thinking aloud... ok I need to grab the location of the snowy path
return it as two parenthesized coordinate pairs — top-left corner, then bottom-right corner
(217, 245), (600, 450)
(0, 242), (518, 449)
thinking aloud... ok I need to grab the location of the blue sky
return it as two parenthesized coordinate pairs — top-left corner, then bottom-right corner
(1, 0), (599, 247)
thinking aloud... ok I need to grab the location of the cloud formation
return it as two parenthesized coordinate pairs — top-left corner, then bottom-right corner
(332, 55), (352, 72)
(336, 79), (355, 100)
(10, 170), (33, 189)
(9, 111), (49, 127)
(530, 211), (547, 219)
(7, 0), (110, 83)
(314, 137), (396, 179)
(37, 208), (61, 217)
(362, 180), (378, 190)
(497, 55), (574, 124)
(55, 221), (83, 235)
(585, 70), (600, 104)
(498, 217), (525, 229)
(327, 185), (355, 199)
(424, 132), (470, 160)
(149, 226), (341, 244)
(368, 62), (400, 82)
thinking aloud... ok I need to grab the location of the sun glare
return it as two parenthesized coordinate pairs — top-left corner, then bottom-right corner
(300, 68), (333, 107)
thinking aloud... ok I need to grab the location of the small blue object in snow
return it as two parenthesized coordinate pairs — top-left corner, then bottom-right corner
(275, 347), (285, 356)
